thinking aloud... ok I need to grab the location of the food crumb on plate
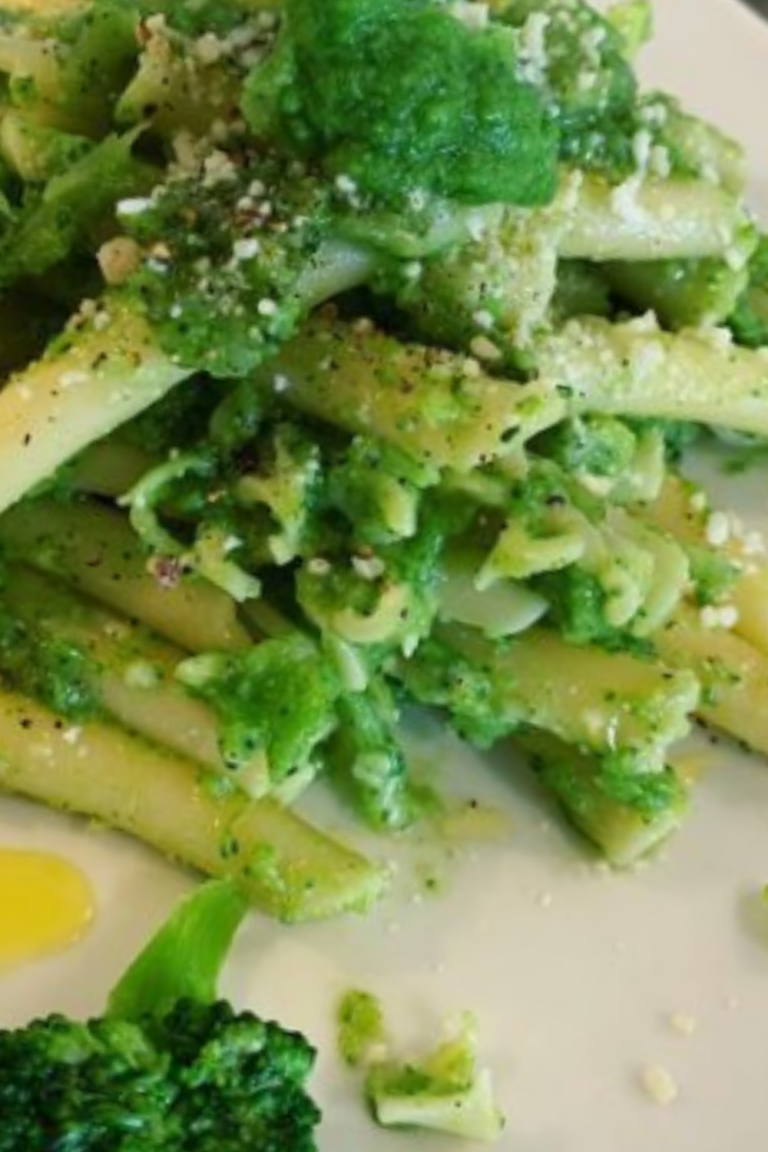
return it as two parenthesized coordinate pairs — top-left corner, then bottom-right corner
(668, 1011), (698, 1037)
(640, 1064), (680, 1106)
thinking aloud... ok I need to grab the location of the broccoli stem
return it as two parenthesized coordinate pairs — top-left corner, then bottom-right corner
(0, 684), (387, 921)
(107, 879), (248, 1021)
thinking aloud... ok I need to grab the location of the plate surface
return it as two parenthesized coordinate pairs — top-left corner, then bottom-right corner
(2, 3), (768, 1150)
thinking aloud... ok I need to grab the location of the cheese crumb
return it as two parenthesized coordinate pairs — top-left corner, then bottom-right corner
(97, 237), (142, 286)
(469, 334), (502, 361)
(668, 1011), (698, 1037)
(641, 1064), (679, 1105)
(700, 603), (739, 630)
(704, 510), (731, 548)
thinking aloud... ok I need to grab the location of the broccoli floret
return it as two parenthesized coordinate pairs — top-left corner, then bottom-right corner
(242, 0), (558, 209)
(0, 1001), (319, 1152)
(366, 1032), (505, 1143)
(0, 880), (322, 1151)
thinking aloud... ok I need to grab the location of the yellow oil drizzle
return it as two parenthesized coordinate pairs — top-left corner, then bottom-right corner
(0, 847), (94, 971)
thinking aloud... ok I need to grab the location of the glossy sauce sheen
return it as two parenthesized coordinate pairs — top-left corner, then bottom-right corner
(0, 848), (94, 969)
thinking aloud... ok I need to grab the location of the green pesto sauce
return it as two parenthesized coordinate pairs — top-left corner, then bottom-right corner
(687, 545), (740, 606)
(498, 0), (638, 179)
(120, 159), (329, 379)
(177, 634), (341, 782)
(242, 0), (559, 208)
(728, 235), (768, 350)
(0, 612), (99, 720)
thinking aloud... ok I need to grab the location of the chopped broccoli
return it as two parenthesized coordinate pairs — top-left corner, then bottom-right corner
(337, 989), (388, 1069)
(327, 676), (419, 831)
(177, 633), (342, 787)
(0, 131), (156, 291)
(366, 1025), (505, 1143)
(242, 0), (558, 208)
(534, 566), (649, 650)
(0, 607), (99, 720)
(336, 991), (505, 1143)
(0, 880), (322, 1151)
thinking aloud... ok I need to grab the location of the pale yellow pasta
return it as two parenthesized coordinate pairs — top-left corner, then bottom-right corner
(0, 497), (251, 653)
(0, 685), (387, 921)
(434, 624), (700, 773)
(656, 605), (768, 757)
(558, 173), (751, 262)
(1, 565), (276, 796)
(642, 474), (768, 656)
(259, 316), (567, 474)
(540, 316), (768, 437)
(0, 303), (188, 516)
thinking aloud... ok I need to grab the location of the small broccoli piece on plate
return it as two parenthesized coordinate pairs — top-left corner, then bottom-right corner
(337, 991), (505, 1144)
(0, 880), (322, 1152)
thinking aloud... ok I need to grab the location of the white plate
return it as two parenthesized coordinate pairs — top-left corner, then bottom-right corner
(3, 3), (768, 1149)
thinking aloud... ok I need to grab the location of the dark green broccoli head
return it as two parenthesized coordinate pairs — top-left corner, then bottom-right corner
(242, 0), (559, 208)
(0, 998), (320, 1152)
